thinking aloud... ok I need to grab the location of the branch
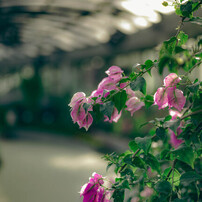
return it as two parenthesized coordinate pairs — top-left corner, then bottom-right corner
(192, 0), (202, 12)
(102, 65), (154, 103)
(185, 61), (202, 76)
(175, 17), (186, 37)
(166, 159), (177, 181)
(119, 134), (156, 173)
(181, 109), (202, 120)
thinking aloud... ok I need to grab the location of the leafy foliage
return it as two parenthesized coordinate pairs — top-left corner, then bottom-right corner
(72, 1), (202, 201)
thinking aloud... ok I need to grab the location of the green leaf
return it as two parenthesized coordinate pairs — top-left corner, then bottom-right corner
(135, 136), (151, 154)
(158, 56), (170, 74)
(129, 72), (138, 81)
(177, 31), (188, 46)
(172, 145), (195, 168)
(164, 115), (172, 122)
(100, 101), (114, 119)
(144, 153), (161, 174)
(119, 77), (130, 84)
(164, 119), (181, 134)
(123, 154), (133, 166)
(91, 97), (97, 102)
(163, 167), (181, 186)
(180, 171), (202, 185)
(113, 90), (127, 113)
(160, 37), (177, 56)
(120, 180), (130, 190)
(173, 199), (187, 202)
(175, 46), (186, 54)
(156, 127), (167, 140)
(133, 156), (145, 169)
(145, 60), (153, 76)
(187, 82), (200, 93)
(106, 162), (113, 171)
(129, 140), (139, 153)
(180, 1), (193, 18)
(112, 189), (125, 202)
(159, 37), (177, 74)
(155, 180), (172, 195)
(120, 168), (134, 177)
(144, 95), (154, 108)
(92, 104), (103, 121)
(162, 1), (168, 7)
(83, 103), (91, 113)
(160, 149), (171, 160)
(130, 77), (146, 95)
(145, 60), (153, 68)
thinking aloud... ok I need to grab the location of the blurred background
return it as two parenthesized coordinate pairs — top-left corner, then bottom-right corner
(0, 0), (201, 201)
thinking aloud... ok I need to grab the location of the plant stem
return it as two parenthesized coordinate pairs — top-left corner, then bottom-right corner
(102, 65), (154, 103)
(181, 109), (202, 120)
(192, 0), (202, 12)
(185, 61), (202, 76)
(169, 162), (175, 202)
(132, 149), (140, 158)
(166, 159), (177, 181)
(175, 17), (186, 37)
(119, 134), (156, 173)
(118, 149), (140, 173)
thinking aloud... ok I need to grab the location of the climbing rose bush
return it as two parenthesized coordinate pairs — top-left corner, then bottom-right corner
(69, 1), (202, 201)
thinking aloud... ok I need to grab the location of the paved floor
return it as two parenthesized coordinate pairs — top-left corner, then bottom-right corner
(0, 132), (112, 202)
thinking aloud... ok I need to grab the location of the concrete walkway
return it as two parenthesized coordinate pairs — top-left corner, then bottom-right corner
(0, 132), (112, 202)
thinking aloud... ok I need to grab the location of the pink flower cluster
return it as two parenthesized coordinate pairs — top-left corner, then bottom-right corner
(69, 66), (145, 130)
(169, 110), (184, 148)
(154, 73), (186, 111)
(69, 92), (93, 131)
(80, 172), (111, 202)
